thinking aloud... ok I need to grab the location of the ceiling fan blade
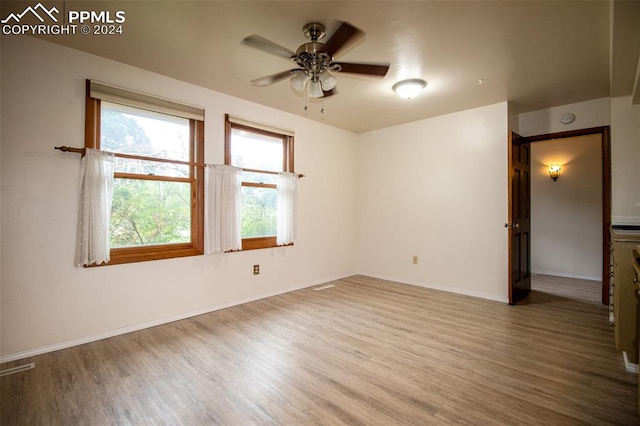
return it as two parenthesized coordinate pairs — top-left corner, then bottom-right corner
(251, 69), (302, 87)
(323, 22), (365, 58)
(241, 35), (295, 60)
(333, 62), (390, 77)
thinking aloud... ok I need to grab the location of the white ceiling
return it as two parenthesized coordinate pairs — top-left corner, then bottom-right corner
(5, 1), (638, 133)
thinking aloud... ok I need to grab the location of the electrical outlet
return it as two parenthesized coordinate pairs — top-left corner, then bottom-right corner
(412, 256), (418, 265)
(253, 264), (260, 275)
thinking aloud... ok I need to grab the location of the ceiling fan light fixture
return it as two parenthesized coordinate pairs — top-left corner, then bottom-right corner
(291, 71), (308, 92)
(309, 80), (324, 98)
(393, 79), (427, 99)
(319, 70), (337, 91)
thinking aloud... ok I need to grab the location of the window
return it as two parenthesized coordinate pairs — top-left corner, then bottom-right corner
(224, 115), (294, 250)
(85, 80), (204, 265)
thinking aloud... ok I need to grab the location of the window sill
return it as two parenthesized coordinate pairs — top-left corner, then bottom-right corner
(87, 243), (204, 266)
(241, 236), (293, 251)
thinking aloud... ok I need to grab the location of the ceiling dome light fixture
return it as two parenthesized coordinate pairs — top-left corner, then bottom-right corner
(392, 79), (427, 99)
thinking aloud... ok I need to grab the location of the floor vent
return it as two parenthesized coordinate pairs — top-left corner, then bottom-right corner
(313, 284), (335, 291)
(0, 363), (35, 377)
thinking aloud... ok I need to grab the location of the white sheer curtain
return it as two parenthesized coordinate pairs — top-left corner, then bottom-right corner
(75, 148), (115, 267)
(205, 164), (242, 253)
(277, 172), (299, 246)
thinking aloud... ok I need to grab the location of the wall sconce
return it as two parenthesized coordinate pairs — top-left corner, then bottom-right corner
(548, 164), (562, 182)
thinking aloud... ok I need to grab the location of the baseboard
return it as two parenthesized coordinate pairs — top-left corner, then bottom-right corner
(0, 272), (356, 364)
(531, 271), (601, 282)
(359, 272), (509, 304)
(623, 351), (639, 373)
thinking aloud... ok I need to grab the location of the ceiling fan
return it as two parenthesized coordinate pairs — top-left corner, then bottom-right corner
(242, 21), (390, 98)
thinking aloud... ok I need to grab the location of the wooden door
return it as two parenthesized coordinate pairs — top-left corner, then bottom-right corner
(508, 131), (531, 304)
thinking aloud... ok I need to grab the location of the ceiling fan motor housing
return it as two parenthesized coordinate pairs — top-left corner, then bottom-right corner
(302, 22), (326, 42)
(295, 42), (334, 73)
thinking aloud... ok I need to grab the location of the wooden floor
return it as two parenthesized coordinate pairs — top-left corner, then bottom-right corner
(1, 275), (637, 425)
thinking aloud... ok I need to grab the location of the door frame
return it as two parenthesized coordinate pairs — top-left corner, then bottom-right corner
(519, 126), (611, 305)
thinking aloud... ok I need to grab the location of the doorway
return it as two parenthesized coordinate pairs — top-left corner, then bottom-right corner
(509, 126), (611, 305)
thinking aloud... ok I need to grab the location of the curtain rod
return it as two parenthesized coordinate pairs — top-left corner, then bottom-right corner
(54, 146), (305, 178)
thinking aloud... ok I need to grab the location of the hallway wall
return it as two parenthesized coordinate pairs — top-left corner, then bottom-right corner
(530, 135), (603, 280)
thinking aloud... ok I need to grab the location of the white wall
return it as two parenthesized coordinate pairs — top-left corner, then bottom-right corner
(610, 96), (640, 225)
(530, 135), (603, 281)
(357, 103), (510, 302)
(518, 98), (610, 137)
(508, 103), (520, 133)
(0, 36), (360, 360)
